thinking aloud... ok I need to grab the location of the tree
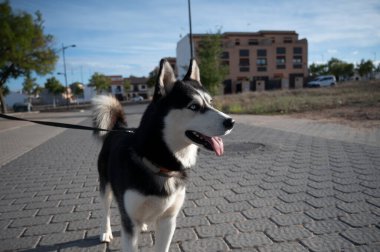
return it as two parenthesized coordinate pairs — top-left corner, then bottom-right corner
(89, 72), (111, 94)
(45, 77), (64, 107)
(33, 85), (43, 97)
(309, 63), (328, 77)
(0, 1), (58, 113)
(147, 67), (159, 88)
(327, 58), (354, 81)
(70, 82), (84, 102)
(357, 59), (375, 78)
(22, 74), (37, 106)
(22, 74), (37, 95)
(124, 79), (131, 92)
(197, 32), (228, 95)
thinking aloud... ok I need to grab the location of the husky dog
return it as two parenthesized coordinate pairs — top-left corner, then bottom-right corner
(92, 58), (234, 252)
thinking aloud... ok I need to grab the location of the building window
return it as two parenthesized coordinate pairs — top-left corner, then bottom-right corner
(257, 67), (267, 72)
(249, 39), (258, 45)
(221, 51), (229, 59)
(257, 49), (267, 57)
(293, 56), (303, 68)
(239, 58), (250, 66)
(239, 49), (249, 57)
(240, 67), (250, 72)
(277, 47), (286, 54)
(293, 47), (302, 54)
(257, 58), (267, 66)
(235, 39), (240, 46)
(276, 56), (286, 69)
(284, 37), (293, 43)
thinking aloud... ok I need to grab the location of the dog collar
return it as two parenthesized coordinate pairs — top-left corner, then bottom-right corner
(142, 157), (178, 177)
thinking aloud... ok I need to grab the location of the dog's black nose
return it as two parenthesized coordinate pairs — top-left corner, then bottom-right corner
(223, 118), (235, 130)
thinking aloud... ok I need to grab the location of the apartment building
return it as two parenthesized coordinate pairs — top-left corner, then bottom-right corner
(176, 30), (308, 94)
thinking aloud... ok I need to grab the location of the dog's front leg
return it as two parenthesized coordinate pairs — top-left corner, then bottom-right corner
(155, 216), (177, 252)
(121, 227), (138, 252)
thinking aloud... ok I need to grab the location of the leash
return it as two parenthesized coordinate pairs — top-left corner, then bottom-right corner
(0, 113), (131, 132)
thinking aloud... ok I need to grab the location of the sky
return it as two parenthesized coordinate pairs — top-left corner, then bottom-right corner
(7, 0), (380, 91)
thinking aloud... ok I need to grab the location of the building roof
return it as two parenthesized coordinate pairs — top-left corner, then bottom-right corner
(191, 30), (298, 37)
(125, 77), (148, 85)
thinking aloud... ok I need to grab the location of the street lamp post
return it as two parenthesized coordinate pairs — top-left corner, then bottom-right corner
(61, 43), (76, 108)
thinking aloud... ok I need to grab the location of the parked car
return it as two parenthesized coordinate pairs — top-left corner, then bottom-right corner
(132, 96), (144, 102)
(307, 75), (336, 88)
(13, 102), (32, 112)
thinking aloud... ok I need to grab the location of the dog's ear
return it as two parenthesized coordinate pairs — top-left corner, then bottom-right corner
(154, 59), (176, 100)
(183, 58), (201, 83)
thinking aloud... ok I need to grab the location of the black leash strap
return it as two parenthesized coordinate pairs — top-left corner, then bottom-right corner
(0, 113), (118, 132)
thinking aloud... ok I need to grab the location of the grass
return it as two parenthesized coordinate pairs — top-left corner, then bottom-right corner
(214, 80), (380, 116)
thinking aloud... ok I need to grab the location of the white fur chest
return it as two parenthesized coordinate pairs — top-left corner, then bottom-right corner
(123, 185), (186, 226)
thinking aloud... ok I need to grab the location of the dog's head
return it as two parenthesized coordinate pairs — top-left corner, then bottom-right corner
(153, 58), (234, 159)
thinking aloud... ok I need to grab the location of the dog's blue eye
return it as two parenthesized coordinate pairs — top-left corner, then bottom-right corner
(189, 104), (200, 111)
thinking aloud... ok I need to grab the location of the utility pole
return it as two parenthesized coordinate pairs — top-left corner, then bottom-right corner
(188, 0), (193, 58)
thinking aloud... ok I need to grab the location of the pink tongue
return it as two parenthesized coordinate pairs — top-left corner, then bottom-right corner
(208, 136), (224, 156)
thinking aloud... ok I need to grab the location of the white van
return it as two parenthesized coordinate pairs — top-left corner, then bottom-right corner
(307, 75), (336, 88)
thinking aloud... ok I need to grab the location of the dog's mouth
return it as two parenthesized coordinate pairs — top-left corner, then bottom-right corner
(185, 130), (224, 156)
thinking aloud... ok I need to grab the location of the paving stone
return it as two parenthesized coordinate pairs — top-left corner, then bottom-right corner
(37, 206), (74, 216)
(305, 196), (337, 208)
(339, 213), (380, 227)
(226, 232), (273, 248)
(181, 238), (229, 252)
(278, 192), (308, 203)
(67, 218), (100, 231)
(217, 201), (252, 213)
(10, 215), (52, 228)
(0, 227), (25, 239)
(305, 206), (346, 220)
(301, 234), (355, 251)
(176, 216), (209, 228)
(249, 197), (281, 208)
(51, 211), (90, 223)
(172, 228), (197, 242)
(265, 226), (312, 242)
(38, 231), (85, 247)
(207, 212), (246, 224)
(242, 206), (280, 219)
(234, 219), (277, 232)
(0, 209), (38, 220)
(337, 201), (372, 214)
(270, 213), (313, 226)
(195, 197), (228, 207)
(304, 219), (350, 234)
(341, 227), (380, 245)
(0, 236), (40, 250)
(257, 242), (308, 252)
(24, 222), (67, 236)
(196, 223), (238, 238)
(182, 206), (219, 216)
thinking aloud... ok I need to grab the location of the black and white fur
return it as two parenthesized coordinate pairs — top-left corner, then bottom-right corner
(92, 59), (234, 252)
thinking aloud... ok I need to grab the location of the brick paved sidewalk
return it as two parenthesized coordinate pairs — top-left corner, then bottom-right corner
(0, 116), (380, 251)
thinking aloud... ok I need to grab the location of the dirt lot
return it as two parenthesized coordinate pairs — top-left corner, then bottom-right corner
(290, 104), (380, 128)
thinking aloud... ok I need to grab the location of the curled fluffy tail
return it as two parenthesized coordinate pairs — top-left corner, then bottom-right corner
(92, 95), (126, 138)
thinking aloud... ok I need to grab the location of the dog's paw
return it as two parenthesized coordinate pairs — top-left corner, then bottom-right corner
(141, 223), (148, 232)
(100, 232), (113, 243)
